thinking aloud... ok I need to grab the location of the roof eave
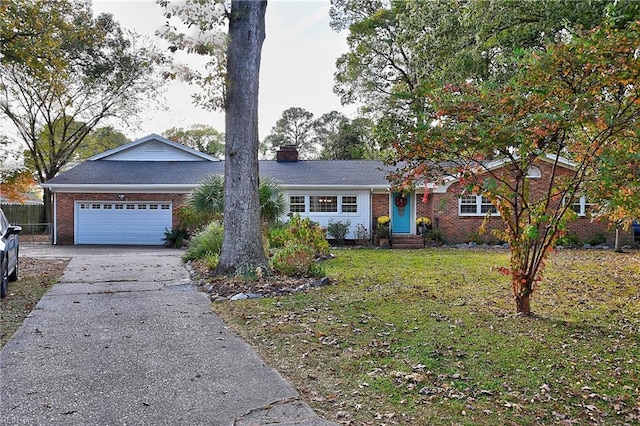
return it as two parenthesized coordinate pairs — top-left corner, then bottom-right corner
(41, 184), (196, 193)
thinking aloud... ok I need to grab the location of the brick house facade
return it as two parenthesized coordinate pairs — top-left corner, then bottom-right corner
(373, 159), (633, 246)
(43, 135), (631, 246)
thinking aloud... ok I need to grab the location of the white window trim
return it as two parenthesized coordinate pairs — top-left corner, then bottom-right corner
(458, 195), (499, 217)
(526, 166), (542, 178)
(287, 194), (360, 215)
(569, 195), (592, 217)
(288, 195), (306, 213)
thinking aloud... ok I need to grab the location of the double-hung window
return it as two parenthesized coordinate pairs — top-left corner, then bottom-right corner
(341, 196), (358, 213)
(288, 194), (358, 214)
(289, 196), (306, 213)
(459, 195), (498, 216)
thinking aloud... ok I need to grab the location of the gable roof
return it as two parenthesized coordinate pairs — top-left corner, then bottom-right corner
(90, 134), (219, 162)
(42, 159), (392, 192)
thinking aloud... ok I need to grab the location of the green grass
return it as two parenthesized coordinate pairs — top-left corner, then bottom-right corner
(212, 248), (640, 425)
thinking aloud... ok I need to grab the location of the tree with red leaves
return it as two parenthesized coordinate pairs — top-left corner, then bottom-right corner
(391, 23), (640, 315)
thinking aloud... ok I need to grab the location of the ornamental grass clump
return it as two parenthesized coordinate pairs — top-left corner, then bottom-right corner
(183, 221), (224, 261)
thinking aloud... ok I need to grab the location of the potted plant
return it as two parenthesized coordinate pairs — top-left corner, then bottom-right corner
(416, 216), (432, 235)
(376, 215), (391, 248)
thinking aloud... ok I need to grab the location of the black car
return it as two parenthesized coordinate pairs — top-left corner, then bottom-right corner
(1, 208), (22, 298)
(633, 221), (640, 243)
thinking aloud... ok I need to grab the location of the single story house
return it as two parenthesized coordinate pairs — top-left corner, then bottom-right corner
(42, 134), (627, 246)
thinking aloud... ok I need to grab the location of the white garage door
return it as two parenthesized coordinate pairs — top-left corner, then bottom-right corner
(75, 202), (172, 245)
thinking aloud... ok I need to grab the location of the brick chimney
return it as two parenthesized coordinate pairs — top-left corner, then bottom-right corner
(276, 145), (299, 162)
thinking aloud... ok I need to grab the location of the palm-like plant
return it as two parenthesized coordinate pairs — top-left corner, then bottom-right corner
(187, 174), (224, 219)
(259, 177), (286, 226)
(186, 174), (285, 225)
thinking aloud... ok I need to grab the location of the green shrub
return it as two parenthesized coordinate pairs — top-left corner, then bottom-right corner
(427, 228), (445, 244)
(175, 205), (213, 234)
(556, 232), (580, 247)
(586, 233), (606, 246)
(468, 231), (484, 244)
(163, 227), (189, 248)
(271, 243), (316, 277)
(183, 221), (224, 261)
(268, 215), (330, 255)
(327, 219), (351, 246)
(203, 253), (220, 270)
(307, 262), (326, 278)
(267, 226), (290, 249)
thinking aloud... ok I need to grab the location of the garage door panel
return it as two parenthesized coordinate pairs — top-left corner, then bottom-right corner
(76, 202), (172, 245)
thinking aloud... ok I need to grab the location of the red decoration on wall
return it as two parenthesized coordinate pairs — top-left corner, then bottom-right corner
(394, 195), (407, 208)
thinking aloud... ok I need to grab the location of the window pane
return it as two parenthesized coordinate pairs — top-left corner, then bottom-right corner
(459, 196), (477, 214)
(480, 197), (497, 214)
(341, 196), (357, 213)
(289, 196), (306, 213)
(460, 204), (477, 214)
(571, 202), (581, 214)
(310, 196), (337, 213)
(480, 204), (497, 214)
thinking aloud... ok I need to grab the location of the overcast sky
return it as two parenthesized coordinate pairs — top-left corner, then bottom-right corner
(92, 0), (356, 140)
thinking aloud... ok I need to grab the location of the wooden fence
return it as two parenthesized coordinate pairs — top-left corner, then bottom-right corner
(1, 203), (46, 225)
(1, 204), (51, 243)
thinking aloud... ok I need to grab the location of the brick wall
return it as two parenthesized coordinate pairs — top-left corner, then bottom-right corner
(415, 161), (628, 246)
(54, 192), (187, 244)
(372, 193), (389, 220)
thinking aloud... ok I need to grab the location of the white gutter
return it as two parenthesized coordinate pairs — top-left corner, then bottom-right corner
(40, 184), (198, 193)
(280, 184), (390, 191)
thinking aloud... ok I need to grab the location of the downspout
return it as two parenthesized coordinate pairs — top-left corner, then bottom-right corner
(369, 188), (373, 243)
(51, 192), (57, 245)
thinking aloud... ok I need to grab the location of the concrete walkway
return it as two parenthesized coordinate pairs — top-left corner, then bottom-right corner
(1, 246), (335, 425)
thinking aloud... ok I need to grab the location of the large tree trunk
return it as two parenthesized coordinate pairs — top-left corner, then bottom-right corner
(215, 0), (268, 276)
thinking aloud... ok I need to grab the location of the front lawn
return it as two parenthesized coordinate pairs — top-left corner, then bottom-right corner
(213, 249), (639, 425)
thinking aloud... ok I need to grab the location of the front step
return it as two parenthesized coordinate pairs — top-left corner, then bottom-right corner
(391, 234), (424, 249)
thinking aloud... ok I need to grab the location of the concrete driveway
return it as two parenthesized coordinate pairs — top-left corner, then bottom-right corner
(0, 246), (335, 425)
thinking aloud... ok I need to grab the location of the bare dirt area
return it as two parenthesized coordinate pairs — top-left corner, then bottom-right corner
(188, 259), (328, 300)
(0, 257), (69, 348)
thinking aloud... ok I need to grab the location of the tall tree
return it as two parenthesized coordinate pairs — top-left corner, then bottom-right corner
(264, 107), (316, 159)
(1, 0), (166, 219)
(25, 123), (129, 171)
(217, 0), (268, 275)
(75, 127), (129, 161)
(390, 22), (640, 315)
(317, 115), (376, 160)
(163, 124), (225, 157)
(0, 169), (37, 204)
(330, 0), (633, 147)
(159, 0), (269, 276)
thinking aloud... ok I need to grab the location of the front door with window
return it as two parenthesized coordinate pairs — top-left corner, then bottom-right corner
(391, 192), (411, 233)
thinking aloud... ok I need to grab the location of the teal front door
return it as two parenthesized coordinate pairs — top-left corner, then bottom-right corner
(391, 192), (411, 233)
